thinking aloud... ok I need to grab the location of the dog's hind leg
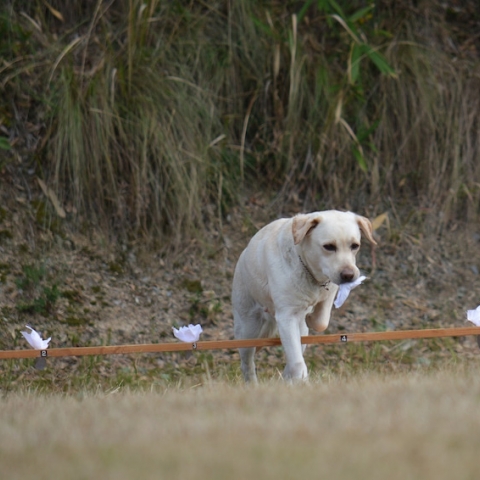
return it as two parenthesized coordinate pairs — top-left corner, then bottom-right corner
(239, 347), (257, 382)
(234, 307), (261, 383)
(234, 308), (276, 383)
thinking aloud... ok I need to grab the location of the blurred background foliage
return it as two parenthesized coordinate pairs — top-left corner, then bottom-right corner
(1, 0), (479, 246)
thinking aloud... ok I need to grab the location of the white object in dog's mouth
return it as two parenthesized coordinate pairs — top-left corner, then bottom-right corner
(21, 325), (51, 350)
(334, 275), (367, 309)
(173, 324), (203, 342)
(467, 306), (480, 326)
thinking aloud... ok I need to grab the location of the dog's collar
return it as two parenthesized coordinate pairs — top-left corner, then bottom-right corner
(298, 255), (330, 289)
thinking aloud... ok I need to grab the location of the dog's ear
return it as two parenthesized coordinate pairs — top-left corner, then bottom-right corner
(292, 214), (322, 245)
(356, 215), (377, 245)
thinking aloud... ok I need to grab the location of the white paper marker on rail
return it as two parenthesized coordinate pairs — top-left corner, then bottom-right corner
(467, 306), (480, 327)
(173, 324), (203, 343)
(21, 325), (51, 370)
(21, 325), (51, 350)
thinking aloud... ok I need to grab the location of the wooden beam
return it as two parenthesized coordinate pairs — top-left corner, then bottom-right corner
(0, 326), (478, 360)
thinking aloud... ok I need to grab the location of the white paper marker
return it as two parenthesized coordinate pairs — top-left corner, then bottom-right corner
(334, 275), (367, 309)
(467, 306), (480, 327)
(21, 325), (51, 350)
(173, 324), (203, 343)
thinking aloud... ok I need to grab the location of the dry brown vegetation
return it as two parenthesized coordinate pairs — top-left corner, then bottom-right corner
(2, 364), (480, 479)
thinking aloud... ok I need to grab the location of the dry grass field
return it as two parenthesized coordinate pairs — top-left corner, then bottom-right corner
(2, 363), (480, 480)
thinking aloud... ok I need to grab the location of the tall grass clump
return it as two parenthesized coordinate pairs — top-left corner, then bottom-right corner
(376, 11), (480, 224)
(1, 1), (480, 244)
(2, 0), (244, 242)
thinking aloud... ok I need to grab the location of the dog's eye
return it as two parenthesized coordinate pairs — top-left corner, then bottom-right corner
(351, 243), (360, 250)
(323, 244), (337, 252)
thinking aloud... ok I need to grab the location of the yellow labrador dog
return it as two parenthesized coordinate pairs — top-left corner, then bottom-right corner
(232, 210), (376, 382)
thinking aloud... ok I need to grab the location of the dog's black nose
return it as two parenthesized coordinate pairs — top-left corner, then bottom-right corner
(340, 268), (355, 283)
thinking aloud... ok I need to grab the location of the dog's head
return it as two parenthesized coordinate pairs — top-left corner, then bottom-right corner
(292, 210), (376, 286)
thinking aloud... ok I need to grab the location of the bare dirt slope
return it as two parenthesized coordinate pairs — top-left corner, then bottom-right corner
(1, 187), (480, 382)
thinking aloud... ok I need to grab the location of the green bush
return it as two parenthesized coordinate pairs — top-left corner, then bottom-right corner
(15, 264), (60, 315)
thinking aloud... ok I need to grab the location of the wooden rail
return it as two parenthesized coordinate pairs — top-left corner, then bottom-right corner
(0, 326), (478, 360)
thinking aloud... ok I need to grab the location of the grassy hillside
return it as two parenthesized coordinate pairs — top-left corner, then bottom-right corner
(2, 7), (480, 475)
(1, 0), (480, 245)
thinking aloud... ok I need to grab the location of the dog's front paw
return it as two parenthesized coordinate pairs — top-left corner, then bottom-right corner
(283, 361), (308, 382)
